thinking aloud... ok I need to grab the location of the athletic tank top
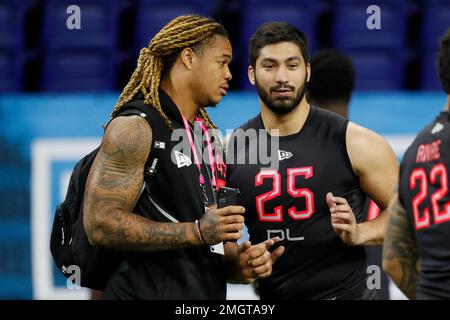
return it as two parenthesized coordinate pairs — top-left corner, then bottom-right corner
(227, 106), (367, 299)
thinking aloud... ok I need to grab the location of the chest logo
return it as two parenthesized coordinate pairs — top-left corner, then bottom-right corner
(174, 151), (192, 168)
(431, 122), (444, 134)
(278, 150), (293, 161)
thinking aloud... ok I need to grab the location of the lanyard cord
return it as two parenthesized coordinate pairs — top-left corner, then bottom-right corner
(197, 118), (217, 187)
(190, 124), (217, 204)
(180, 113), (217, 192)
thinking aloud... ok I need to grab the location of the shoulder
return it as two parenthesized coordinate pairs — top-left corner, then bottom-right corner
(346, 122), (387, 150)
(225, 114), (260, 163)
(346, 122), (397, 175)
(312, 106), (348, 129)
(101, 115), (153, 163)
(309, 106), (349, 146)
(236, 114), (261, 131)
(227, 114), (261, 145)
(307, 106), (348, 134)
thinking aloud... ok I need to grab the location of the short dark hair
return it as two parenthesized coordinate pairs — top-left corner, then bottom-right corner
(438, 28), (450, 94)
(249, 22), (309, 68)
(307, 50), (355, 105)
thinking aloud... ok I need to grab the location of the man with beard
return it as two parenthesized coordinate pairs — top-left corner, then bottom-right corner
(226, 22), (398, 299)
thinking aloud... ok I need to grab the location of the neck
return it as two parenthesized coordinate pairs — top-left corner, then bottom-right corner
(445, 95), (450, 113)
(260, 97), (310, 136)
(160, 73), (198, 123)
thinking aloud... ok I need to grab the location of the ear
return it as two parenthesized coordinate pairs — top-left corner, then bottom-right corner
(306, 62), (311, 83)
(248, 65), (256, 86)
(180, 47), (196, 70)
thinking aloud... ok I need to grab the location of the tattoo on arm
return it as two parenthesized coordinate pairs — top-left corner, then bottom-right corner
(383, 192), (419, 299)
(83, 115), (200, 251)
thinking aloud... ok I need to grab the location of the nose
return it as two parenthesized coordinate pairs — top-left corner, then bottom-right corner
(275, 65), (288, 83)
(224, 65), (232, 81)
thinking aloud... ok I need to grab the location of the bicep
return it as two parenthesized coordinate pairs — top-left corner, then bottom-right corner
(83, 116), (152, 227)
(347, 123), (399, 210)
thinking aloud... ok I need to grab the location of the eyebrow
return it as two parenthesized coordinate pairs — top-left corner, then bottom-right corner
(219, 54), (232, 61)
(286, 57), (301, 63)
(261, 57), (302, 63)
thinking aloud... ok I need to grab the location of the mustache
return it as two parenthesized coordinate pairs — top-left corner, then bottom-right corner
(270, 85), (296, 93)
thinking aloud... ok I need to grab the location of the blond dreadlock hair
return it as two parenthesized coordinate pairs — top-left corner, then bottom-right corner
(112, 15), (226, 131)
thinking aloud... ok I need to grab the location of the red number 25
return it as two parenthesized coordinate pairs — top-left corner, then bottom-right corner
(255, 167), (315, 222)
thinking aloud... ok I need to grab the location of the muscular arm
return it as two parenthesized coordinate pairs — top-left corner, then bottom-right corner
(382, 192), (419, 299)
(83, 115), (202, 251)
(346, 122), (399, 245)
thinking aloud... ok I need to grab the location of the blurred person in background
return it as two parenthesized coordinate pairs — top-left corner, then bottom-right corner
(226, 21), (398, 299)
(83, 14), (282, 300)
(383, 28), (450, 300)
(307, 50), (355, 118)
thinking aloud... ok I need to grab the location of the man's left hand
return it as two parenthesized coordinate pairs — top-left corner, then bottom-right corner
(237, 237), (285, 283)
(327, 192), (361, 246)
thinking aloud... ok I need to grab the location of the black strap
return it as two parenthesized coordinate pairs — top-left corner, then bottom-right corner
(143, 140), (164, 193)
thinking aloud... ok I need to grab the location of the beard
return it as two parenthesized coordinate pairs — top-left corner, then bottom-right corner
(255, 73), (308, 115)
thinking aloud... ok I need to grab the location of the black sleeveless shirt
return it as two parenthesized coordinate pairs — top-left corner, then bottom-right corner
(399, 111), (450, 300)
(226, 106), (368, 299)
(103, 91), (226, 299)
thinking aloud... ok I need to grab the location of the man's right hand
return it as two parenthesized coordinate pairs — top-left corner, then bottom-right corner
(199, 205), (245, 245)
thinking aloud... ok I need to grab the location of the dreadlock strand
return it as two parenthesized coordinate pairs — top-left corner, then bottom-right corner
(140, 55), (154, 99)
(155, 15), (212, 39)
(198, 108), (217, 130)
(143, 57), (174, 130)
(149, 18), (220, 56)
(112, 47), (151, 115)
(151, 25), (219, 56)
(198, 108), (219, 151)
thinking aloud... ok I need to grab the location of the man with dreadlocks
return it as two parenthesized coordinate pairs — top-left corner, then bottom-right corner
(82, 15), (283, 299)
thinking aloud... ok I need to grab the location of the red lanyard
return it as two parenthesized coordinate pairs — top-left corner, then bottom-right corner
(181, 113), (216, 188)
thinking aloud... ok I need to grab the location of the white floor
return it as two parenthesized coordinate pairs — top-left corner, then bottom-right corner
(226, 284), (260, 300)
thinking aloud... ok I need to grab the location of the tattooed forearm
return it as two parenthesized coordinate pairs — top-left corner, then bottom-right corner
(92, 207), (199, 251)
(197, 213), (219, 244)
(382, 192), (419, 299)
(83, 115), (202, 251)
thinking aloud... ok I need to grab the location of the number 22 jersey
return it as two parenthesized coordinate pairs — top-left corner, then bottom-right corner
(399, 111), (450, 299)
(227, 106), (369, 299)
